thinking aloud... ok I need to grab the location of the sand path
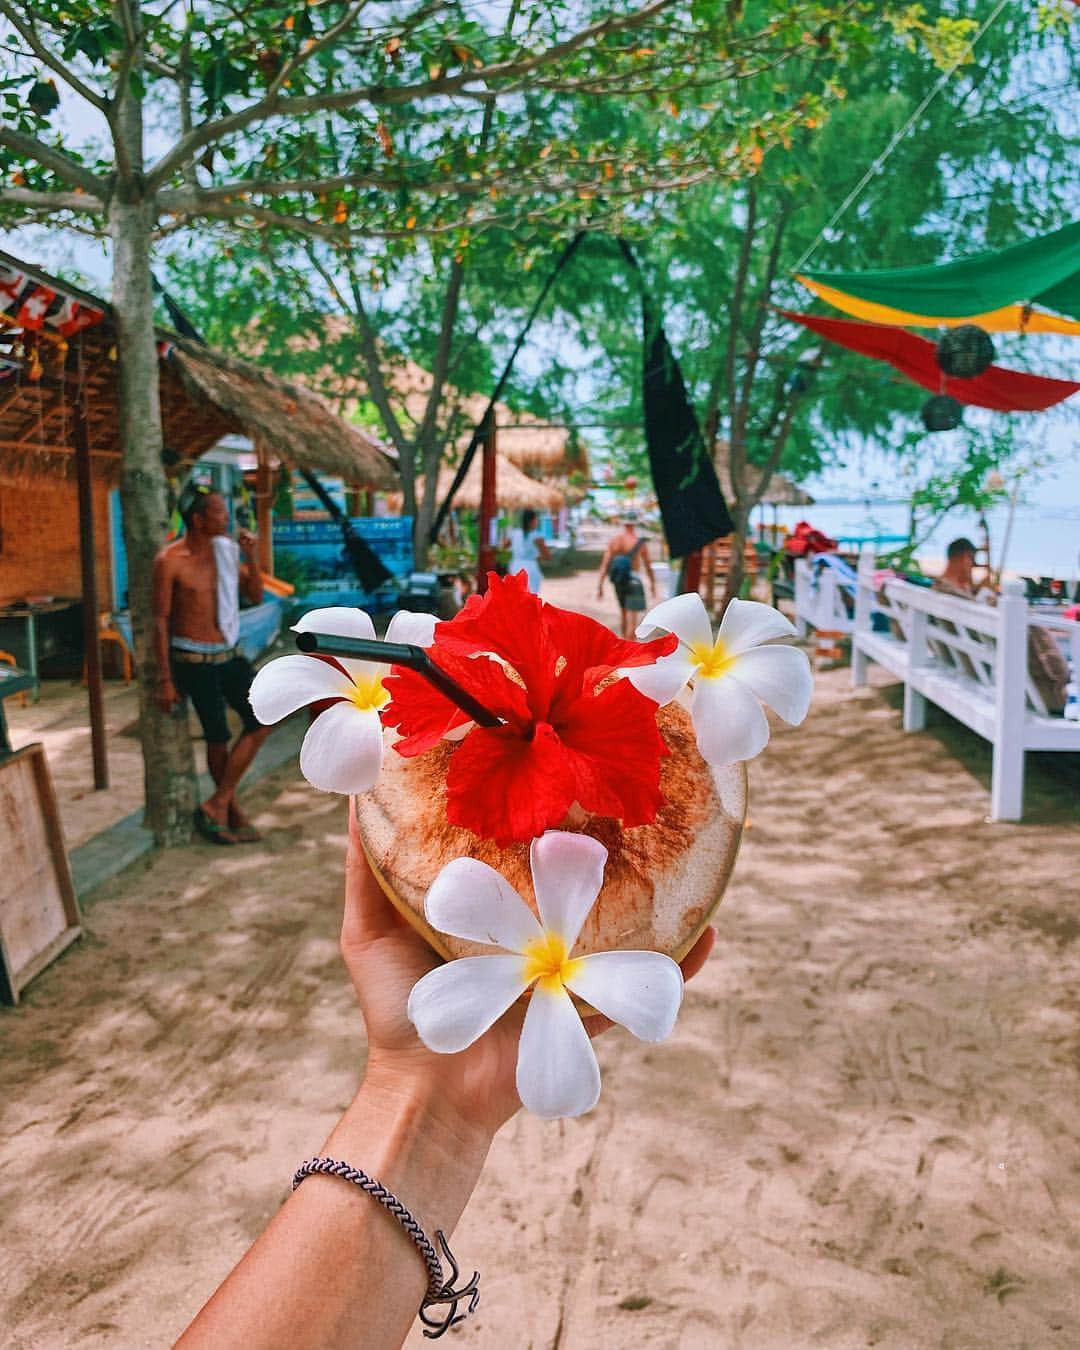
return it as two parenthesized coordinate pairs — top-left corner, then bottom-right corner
(2, 571), (1078, 1348)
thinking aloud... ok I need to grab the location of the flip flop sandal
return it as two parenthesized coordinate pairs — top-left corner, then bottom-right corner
(229, 822), (263, 844)
(193, 807), (238, 846)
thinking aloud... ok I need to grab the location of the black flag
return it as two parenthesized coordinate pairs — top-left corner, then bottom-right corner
(641, 299), (732, 558)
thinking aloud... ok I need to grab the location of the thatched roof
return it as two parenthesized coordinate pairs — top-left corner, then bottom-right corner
(388, 452), (564, 515)
(715, 452), (814, 507)
(0, 252), (397, 489)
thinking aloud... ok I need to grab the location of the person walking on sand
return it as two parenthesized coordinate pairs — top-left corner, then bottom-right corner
(597, 512), (657, 638)
(152, 488), (271, 844)
(505, 508), (551, 594)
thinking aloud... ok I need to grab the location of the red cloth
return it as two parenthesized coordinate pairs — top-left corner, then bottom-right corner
(784, 520), (837, 557)
(781, 310), (1080, 412)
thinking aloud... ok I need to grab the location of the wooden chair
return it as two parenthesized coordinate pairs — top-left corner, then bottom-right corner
(0, 650), (27, 706)
(82, 612), (134, 685)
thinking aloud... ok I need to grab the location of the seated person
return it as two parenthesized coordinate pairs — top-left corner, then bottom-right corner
(934, 537), (1068, 714)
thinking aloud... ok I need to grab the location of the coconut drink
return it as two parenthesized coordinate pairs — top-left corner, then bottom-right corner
(249, 573), (812, 1119)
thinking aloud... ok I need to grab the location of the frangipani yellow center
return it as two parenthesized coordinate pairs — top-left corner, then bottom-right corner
(689, 637), (737, 681)
(348, 674), (390, 713)
(522, 930), (583, 995)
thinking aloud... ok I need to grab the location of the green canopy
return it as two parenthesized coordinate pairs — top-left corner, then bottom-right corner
(798, 220), (1080, 329)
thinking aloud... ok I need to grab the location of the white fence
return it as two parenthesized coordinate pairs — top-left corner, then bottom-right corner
(794, 556), (856, 636)
(850, 547), (1080, 820)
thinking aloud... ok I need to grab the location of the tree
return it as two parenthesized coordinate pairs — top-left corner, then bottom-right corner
(548, 0), (1077, 603)
(0, 0), (879, 842)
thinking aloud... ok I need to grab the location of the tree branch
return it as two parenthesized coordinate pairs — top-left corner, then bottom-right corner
(145, 0), (678, 191)
(0, 126), (106, 196)
(0, 186), (104, 213)
(724, 182), (756, 507)
(0, 0), (108, 112)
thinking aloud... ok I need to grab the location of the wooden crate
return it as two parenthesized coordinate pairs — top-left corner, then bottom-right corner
(0, 743), (81, 1004)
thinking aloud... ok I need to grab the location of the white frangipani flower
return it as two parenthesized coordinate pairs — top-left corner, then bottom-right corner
(249, 607), (436, 794)
(407, 832), (684, 1120)
(627, 593), (812, 767)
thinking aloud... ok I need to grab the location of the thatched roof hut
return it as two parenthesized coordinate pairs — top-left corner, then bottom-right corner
(0, 252), (397, 489)
(388, 452), (564, 515)
(715, 456), (814, 508)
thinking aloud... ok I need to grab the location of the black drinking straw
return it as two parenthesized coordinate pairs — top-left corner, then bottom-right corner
(294, 630), (503, 728)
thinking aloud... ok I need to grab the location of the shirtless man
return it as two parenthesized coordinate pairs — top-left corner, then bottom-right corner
(152, 490), (270, 844)
(597, 512), (657, 638)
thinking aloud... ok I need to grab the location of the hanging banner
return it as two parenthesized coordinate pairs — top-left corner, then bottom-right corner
(780, 310), (1080, 412)
(796, 220), (1080, 334)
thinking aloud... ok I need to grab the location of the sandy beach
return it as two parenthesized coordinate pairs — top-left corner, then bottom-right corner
(2, 570), (1079, 1348)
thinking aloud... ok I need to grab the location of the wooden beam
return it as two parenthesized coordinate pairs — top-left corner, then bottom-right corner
(254, 439), (274, 576)
(71, 341), (108, 791)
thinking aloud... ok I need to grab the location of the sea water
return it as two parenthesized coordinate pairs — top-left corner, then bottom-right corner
(775, 500), (1080, 581)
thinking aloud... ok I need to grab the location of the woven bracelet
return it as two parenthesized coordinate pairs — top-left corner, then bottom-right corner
(292, 1156), (480, 1339)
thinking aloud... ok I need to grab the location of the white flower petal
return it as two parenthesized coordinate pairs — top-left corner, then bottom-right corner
(691, 671), (770, 765)
(717, 597), (795, 656)
(339, 657), (391, 689)
(249, 653), (353, 725)
(408, 955), (529, 1053)
(385, 610), (438, 648)
(298, 700), (384, 794)
(530, 832), (607, 951)
(626, 650), (697, 706)
(730, 644), (813, 725)
(426, 858), (544, 952)
(634, 592), (713, 649)
(516, 982), (601, 1120)
(292, 607), (376, 641)
(565, 951), (683, 1042)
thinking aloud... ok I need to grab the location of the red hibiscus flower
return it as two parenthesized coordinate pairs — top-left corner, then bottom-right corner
(381, 572), (678, 846)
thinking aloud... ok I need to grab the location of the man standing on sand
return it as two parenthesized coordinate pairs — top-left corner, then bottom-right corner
(597, 512), (658, 638)
(152, 489), (271, 844)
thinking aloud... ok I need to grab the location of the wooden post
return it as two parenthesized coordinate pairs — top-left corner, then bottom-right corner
(477, 412), (497, 595)
(254, 443), (274, 577)
(793, 557), (809, 638)
(903, 607), (928, 732)
(851, 545), (875, 688)
(990, 579), (1028, 821)
(72, 341), (108, 791)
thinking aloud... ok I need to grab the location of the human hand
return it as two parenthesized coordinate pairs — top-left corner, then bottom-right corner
(155, 678), (181, 714)
(341, 801), (715, 1142)
(237, 528), (257, 559)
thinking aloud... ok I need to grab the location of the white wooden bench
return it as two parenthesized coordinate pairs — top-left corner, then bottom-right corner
(794, 555), (856, 636)
(850, 546), (1080, 820)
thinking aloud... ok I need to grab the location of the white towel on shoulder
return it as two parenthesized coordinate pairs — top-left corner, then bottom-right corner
(212, 535), (241, 648)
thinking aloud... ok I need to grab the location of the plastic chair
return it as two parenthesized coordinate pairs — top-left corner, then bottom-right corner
(82, 613), (134, 684)
(0, 650), (27, 705)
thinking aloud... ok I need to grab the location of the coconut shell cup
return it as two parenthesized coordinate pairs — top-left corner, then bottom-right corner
(355, 700), (746, 966)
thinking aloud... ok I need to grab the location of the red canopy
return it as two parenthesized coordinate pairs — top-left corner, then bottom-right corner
(781, 310), (1080, 412)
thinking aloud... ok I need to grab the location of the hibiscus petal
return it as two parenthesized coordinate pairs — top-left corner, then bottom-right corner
(385, 610), (437, 648)
(542, 605), (677, 708)
(690, 671), (770, 765)
(565, 951), (683, 1041)
(730, 644), (813, 724)
(445, 721), (577, 847)
(292, 607), (376, 641)
(298, 700), (385, 793)
(384, 653), (528, 757)
(249, 653), (353, 724)
(557, 678), (668, 827)
(407, 955), (529, 1053)
(426, 857), (544, 951)
(717, 597), (795, 656)
(529, 832), (607, 950)
(435, 572), (557, 718)
(516, 981), (601, 1120)
(625, 650), (697, 706)
(634, 592), (713, 649)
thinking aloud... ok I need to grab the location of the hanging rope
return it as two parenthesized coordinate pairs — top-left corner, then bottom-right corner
(791, 0), (1011, 275)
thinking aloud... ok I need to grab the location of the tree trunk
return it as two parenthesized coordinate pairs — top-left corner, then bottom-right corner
(722, 502), (751, 612)
(110, 196), (197, 844)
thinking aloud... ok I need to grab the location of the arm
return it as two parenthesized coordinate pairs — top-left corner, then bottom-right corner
(597, 541), (614, 596)
(150, 553), (180, 713)
(640, 541), (656, 597)
(535, 533), (552, 563)
(178, 807), (715, 1349)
